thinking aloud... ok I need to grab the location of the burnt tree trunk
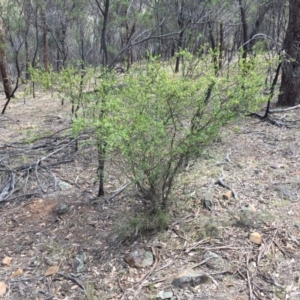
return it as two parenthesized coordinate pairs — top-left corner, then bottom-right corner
(95, 0), (110, 67)
(278, 0), (300, 106)
(239, 0), (248, 61)
(0, 16), (12, 99)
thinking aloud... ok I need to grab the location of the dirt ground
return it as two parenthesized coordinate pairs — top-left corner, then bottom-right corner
(0, 91), (300, 300)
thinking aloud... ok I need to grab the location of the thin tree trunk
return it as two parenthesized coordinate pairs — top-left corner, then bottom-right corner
(175, 29), (184, 73)
(43, 28), (49, 71)
(248, 4), (270, 52)
(125, 22), (135, 70)
(219, 23), (223, 69)
(208, 20), (218, 74)
(56, 49), (60, 72)
(278, 0), (300, 106)
(239, 0), (248, 61)
(25, 37), (30, 80)
(97, 139), (106, 197)
(0, 15), (12, 99)
(41, 11), (49, 72)
(95, 0), (110, 67)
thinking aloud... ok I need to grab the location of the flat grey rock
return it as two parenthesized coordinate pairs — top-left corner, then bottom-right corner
(124, 249), (153, 268)
(172, 268), (209, 288)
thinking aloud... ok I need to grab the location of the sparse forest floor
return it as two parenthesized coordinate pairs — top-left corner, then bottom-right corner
(0, 91), (300, 300)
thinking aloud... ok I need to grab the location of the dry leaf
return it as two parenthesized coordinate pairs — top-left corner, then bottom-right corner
(248, 204), (256, 212)
(65, 233), (73, 239)
(249, 232), (262, 245)
(71, 285), (78, 290)
(2, 256), (12, 266)
(222, 190), (232, 200)
(45, 265), (59, 276)
(12, 268), (23, 277)
(0, 282), (7, 297)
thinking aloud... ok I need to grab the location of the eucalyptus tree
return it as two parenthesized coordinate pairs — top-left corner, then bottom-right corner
(0, 11), (11, 100)
(278, 0), (300, 106)
(0, 0), (29, 113)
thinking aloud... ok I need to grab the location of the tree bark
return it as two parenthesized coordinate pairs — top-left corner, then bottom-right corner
(0, 15), (12, 99)
(239, 0), (248, 61)
(219, 23), (223, 69)
(95, 0), (110, 67)
(278, 0), (300, 106)
(175, 1), (185, 73)
(41, 11), (49, 72)
(25, 37), (30, 80)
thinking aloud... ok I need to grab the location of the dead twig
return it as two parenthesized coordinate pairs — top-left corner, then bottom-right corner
(272, 239), (290, 257)
(9, 276), (43, 283)
(199, 245), (242, 251)
(133, 247), (160, 299)
(0, 169), (16, 202)
(216, 167), (238, 199)
(184, 237), (210, 253)
(90, 181), (132, 206)
(246, 269), (254, 300)
(169, 227), (190, 242)
(56, 272), (85, 290)
(151, 257), (212, 284)
(269, 103), (300, 113)
(152, 260), (174, 275)
(257, 229), (278, 265)
(1, 192), (41, 203)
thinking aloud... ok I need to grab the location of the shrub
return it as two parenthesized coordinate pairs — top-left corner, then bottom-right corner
(29, 52), (274, 217)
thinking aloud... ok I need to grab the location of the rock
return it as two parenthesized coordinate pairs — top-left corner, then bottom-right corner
(247, 204), (256, 212)
(202, 191), (213, 211)
(2, 256), (12, 266)
(54, 202), (68, 215)
(124, 249), (153, 268)
(172, 268), (209, 288)
(156, 291), (173, 299)
(72, 252), (85, 273)
(222, 190), (232, 200)
(182, 186), (196, 195)
(249, 232), (262, 245)
(242, 204), (256, 212)
(58, 181), (71, 190)
(204, 251), (229, 270)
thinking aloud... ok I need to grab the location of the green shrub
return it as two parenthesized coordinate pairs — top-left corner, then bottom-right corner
(29, 52), (274, 218)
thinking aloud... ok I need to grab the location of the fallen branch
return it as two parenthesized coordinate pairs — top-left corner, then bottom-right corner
(133, 247), (160, 299)
(90, 181), (132, 205)
(246, 269), (254, 300)
(56, 272), (85, 290)
(1, 192), (41, 202)
(0, 135), (81, 202)
(269, 103), (300, 113)
(216, 177), (238, 199)
(184, 237), (210, 253)
(0, 170), (16, 202)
